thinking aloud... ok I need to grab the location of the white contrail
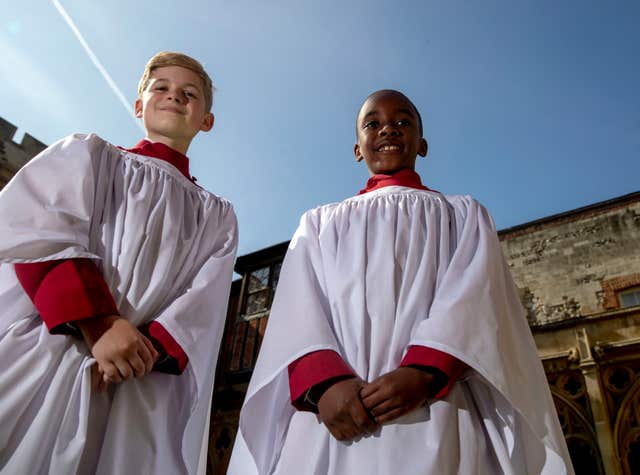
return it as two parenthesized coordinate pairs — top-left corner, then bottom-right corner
(51, 0), (144, 132)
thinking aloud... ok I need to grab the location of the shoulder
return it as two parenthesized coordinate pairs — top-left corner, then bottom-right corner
(28, 133), (117, 167)
(441, 193), (484, 211)
(304, 187), (465, 216)
(47, 132), (113, 154)
(441, 193), (492, 215)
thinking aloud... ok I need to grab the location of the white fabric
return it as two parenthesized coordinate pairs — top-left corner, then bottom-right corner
(229, 187), (573, 475)
(0, 134), (238, 475)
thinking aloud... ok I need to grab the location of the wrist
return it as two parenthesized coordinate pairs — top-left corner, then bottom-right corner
(307, 375), (357, 408)
(77, 315), (121, 347)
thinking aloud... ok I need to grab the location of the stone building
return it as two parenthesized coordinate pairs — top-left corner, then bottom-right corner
(501, 192), (640, 475)
(209, 192), (640, 475)
(0, 117), (46, 190)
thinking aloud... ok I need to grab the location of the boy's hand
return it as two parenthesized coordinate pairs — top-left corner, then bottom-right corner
(78, 316), (159, 383)
(317, 377), (378, 441)
(360, 367), (434, 424)
(90, 363), (109, 392)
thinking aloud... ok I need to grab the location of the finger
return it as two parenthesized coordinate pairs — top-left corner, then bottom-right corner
(114, 359), (133, 380)
(141, 335), (159, 362)
(359, 381), (382, 399)
(335, 420), (358, 441)
(375, 407), (407, 424)
(361, 389), (390, 412)
(138, 348), (154, 374)
(140, 339), (157, 371)
(98, 375), (109, 392)
(102, 363), (123, 384)
(328, 426), (347, 442)
(349, 400), (378, 434)
(128, 353), (147, 378)
(369, 398), (401, 418)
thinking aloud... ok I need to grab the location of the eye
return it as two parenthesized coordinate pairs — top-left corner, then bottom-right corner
(154, 85), (167, 91)
(363, 120), (378, 129)
(397, 119), (410, 126)
(185, 91), (198, 99)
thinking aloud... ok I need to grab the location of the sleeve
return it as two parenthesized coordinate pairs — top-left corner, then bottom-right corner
(0, 134), (104, 263)
(406, 197), (572, 471)
(149, 203), (237, 473)
(288, 350), (356, 411)
(139, 320), (189, 374)
(14, 259), (118, 334)
(151, 202), (238, 397)
(236, 211), (346, 474)
(399, 345), (468, 398)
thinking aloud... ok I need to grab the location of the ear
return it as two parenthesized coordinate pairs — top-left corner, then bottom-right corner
(134, 99), (143, 118)
(200, 112), (214, 132)
(418, 138), (428, 157)
(354, 143), (364, 162)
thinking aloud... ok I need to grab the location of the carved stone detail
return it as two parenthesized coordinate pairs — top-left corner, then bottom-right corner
(521, 288), (582, 323)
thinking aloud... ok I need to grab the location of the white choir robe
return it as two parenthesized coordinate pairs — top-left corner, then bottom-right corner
(0, 134), (238, 475)
(228, 187), (573, 475)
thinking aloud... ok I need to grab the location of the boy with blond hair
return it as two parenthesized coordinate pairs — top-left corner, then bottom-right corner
(0, 52), (237, 474)
(230, 90), (573, 474)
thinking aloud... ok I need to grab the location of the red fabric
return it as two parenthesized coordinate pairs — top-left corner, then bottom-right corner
(13, 139), (190, 369)
(14, 259), (118, 334)
(145, 321), (189, 373)
(400, 345), (468, 398)
(288, 350), (355, 409)
(125, 139), (193, 182)
(358, 168), (431, 195)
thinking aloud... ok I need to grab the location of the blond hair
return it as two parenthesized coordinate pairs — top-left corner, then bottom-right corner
(138, 51), (214, 111)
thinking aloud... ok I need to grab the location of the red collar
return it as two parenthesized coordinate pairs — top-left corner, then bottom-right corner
(124, 140), (194, 182)
(358, 169), (430, 195)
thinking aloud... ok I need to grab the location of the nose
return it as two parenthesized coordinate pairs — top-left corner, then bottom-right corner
(379, 122), (400, 137)
(166, 87), (186, 104)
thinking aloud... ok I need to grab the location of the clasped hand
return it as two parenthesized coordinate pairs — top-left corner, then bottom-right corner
(77, 316), (159, 392)
(318, 367), (433, 441)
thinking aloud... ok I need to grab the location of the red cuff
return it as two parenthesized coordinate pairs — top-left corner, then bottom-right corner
(288, 350), (355, 409)
(15, 259), (118, 334)
(145, 321), (189, 374)
(400, 346), (468, 398)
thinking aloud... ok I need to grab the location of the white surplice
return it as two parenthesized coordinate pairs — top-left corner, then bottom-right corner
(0, 134), (238, 475)
(229, 187), (573, 475)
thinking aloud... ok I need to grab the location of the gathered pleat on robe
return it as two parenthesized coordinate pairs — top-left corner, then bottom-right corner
(0, 134), (237, 475)
(228, 186), (573, 475)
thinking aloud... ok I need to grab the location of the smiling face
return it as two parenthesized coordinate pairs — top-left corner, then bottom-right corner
(354, 90), (427, 176)
(135, 65), (214, 154)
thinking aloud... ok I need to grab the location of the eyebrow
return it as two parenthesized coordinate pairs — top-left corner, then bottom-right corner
(361, 107), (416, 122)
(151, 78), (202, 91)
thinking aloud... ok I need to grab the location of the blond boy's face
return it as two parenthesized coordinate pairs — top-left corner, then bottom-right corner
(135, 66), (213, 148)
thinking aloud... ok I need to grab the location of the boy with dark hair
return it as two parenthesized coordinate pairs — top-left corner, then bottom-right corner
(230, 90), (573, 474)
(0, 52), (237, 474)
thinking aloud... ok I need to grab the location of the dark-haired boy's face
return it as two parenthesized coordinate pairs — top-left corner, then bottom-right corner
(354, 92), (427, 176)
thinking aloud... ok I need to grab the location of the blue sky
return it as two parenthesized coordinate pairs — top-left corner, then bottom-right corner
(2, 1), (639, 256)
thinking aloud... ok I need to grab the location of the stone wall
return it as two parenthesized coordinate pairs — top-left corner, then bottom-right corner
(0, 117), (46, 190)
(500, 195), (640, 326)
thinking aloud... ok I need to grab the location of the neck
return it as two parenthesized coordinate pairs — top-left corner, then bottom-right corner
(368, 166), (412, 177)
(145, 133), (191, 156)
(358, 168), (430, 195)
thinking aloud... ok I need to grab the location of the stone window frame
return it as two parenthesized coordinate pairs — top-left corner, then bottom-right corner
(601, 273), (640, 309)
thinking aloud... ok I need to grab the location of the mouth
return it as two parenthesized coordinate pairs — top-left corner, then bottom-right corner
(376, 143), (403, 152)
(159, 107), (185, 115)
